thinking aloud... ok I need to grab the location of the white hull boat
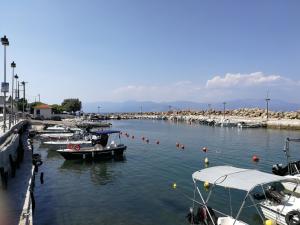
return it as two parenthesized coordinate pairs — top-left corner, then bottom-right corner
(260, 194), (300, 225)
(272, 138), (300, 194)
(43, 140), (92, 148)
(40, 133), (74, 139)
(189, 166), (299, 225)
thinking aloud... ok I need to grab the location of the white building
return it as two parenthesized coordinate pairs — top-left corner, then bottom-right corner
(33, 104), (52, 119)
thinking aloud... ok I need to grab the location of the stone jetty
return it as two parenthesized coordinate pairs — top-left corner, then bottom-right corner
(107, 108), (300, 130)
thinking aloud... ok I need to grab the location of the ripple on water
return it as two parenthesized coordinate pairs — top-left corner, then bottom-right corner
(33, 120), (300, 225)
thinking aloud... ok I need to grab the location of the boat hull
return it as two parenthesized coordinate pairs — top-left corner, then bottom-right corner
(43, 141), (92, 148)
(57, 146), (127, 160)
(260, 204), (287, 225)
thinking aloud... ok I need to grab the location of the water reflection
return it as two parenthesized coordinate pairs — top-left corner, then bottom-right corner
(59, 157), (126, 186)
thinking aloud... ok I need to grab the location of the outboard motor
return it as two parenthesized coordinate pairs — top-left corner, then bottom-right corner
(272, 164), (288, 176)
(265, 186), (285, 204)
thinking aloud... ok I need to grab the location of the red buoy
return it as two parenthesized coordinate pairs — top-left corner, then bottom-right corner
(252, 155), (259, 162)
(202, 147), (208, 152)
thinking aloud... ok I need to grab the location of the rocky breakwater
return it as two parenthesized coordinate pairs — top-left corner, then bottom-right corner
(115, 108), (300, 129)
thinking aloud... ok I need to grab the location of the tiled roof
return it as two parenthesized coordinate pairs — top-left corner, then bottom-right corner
(34, 104), (52, 109)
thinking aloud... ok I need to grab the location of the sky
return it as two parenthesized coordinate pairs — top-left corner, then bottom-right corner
(0, 0), (299, 104)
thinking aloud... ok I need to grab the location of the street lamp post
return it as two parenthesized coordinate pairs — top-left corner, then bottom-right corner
(208, 104), (211, 119)
(223, 102), (226, 119)
(14, 74), (18, 123)
(21, 81), (27, 117)
(265, 97), (271, 121)
(9, 61), (16, 128)
(1, 35), (9, 132)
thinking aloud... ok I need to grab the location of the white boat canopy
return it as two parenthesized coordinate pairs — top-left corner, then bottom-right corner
(192, 166), (297, 192)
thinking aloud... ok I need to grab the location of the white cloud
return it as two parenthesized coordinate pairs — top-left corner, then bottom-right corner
(206, 72), (282, 88)
(109, 72), (300, 102)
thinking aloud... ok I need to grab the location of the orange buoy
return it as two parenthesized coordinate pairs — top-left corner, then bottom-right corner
(156, 140), (160, 144)
(176, 142), (180, 148)
(252, 155), (259, 162)
(202, 147), (207, 152)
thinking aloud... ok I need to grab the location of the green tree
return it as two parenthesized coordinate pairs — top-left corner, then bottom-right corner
(61, 98), (82, 113)
(51, 104), (64, 114)
(16, 98), (28, 111)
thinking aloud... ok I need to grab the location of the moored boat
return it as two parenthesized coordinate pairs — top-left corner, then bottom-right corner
(272, 137), (300, 193)
(189, 165), (299, 225)
(56, 130), (126, 160)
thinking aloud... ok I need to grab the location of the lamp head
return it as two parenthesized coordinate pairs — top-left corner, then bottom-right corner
(11, 61), (16, 68)
(1, 35), (9, 46)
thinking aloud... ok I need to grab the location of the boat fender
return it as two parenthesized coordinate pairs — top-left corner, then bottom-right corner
(196, 206), (217, 225)
(74, 145), (81, 151)
(285, 210), (300, 225)
(32, 154), (43, 167)
(186, 208), (196, 224)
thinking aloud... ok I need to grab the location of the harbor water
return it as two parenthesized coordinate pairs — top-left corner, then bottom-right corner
(33, 119), (300, 225)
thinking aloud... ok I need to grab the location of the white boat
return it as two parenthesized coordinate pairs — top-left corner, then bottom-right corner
(272, 137), (300, 193)
(190, 166), (299, 225)
(237, 122), (264, 128)
(215, 119), (237, 127)
(40, 133), (74, 139)
(46, 125), (69, 132)
(43, 140), (92, 148)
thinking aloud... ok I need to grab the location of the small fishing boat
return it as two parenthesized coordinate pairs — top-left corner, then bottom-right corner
(76, 121), (112, 129)
(43, 139), (93, 148)
(57, 130), (126, 160)
(189, 165), (299, 225)
(40, 133), (74, 139)
(46, 125), (68, 132)
(215, 119), (237, 127)
(237, 121), (264, 128)
(272, 137), (300, 193)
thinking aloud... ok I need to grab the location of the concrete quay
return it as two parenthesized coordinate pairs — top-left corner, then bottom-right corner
(0, 120), (36, 225)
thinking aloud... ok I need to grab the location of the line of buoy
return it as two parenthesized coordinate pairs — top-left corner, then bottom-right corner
(252, 155), (259, 162)
(204, 157), (209, 164)
(122, 132), (263, 170)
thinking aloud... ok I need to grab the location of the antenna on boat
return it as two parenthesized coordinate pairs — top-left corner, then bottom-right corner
(265, 91), (271, 121)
